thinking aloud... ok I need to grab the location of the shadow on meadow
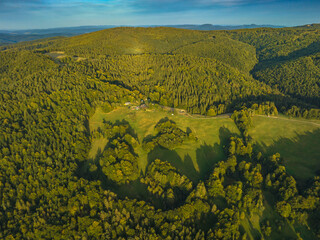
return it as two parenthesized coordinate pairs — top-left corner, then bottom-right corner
(147, 146), (198, 182)
(146, 125), (239, 183)
(76, 118), (319, 209)
(255, 128), (320, 182)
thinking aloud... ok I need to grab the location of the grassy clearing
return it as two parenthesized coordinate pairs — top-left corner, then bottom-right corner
(45, 51), (66, 58)
(45, 51), (86, 62)
(88, 107), (320, 237)
(259, 191), (316, 240)
(89, 106), (240, 182)
(249, 115), (320, 180)
(261, 191), (298, 240)
(89, 107), (320, 182)
(241, 214), (262, 240)
(88, 138), (108, 160)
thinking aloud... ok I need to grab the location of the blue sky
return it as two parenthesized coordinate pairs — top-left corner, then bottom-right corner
(0, 0), (319, 30)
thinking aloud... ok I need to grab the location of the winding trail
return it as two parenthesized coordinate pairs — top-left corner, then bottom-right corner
(169, 106), (320, 126)
(255, 114), (320, 127)
(93, 105), (320, 127)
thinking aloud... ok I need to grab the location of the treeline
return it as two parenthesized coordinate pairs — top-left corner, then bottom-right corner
(231, 102), (279, 137)
(68, 51), (319, 118)
(205, 133), (320, 239)
(253, 55), (320, 106)
(228, 27), (320, 62)
(285, 105), (320, 119)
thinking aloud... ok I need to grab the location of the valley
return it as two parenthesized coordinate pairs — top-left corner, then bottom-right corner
(1, 25), (320, 239)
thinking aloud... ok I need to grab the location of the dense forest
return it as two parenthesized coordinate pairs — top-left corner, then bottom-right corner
(0, 25), (320, 239)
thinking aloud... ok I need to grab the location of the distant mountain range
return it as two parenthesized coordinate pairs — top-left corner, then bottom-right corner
(0, 23), (314, 46)
(0, 25), (117, 35)
(164, 24), (285, 30)
(0, 26), (116, 45)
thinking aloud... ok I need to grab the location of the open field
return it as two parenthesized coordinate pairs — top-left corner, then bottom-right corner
(89, 106), (240, 182)
(89, 107), (320, 182)
(88, 106), (320, 239)
(45, 51), (86, 62)
(249, 115), (320, 181)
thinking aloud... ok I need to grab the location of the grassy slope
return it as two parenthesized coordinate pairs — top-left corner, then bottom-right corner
(228, 27), (320, 103)
(90, 107), (320, 238)
(249, 115), (320, 180)
(90, 107), (320, 182)
(89, 106), (240, 182)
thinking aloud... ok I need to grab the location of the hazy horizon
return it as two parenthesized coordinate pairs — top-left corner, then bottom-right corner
(0, 23), (291, 32)
(0, 0), (319, 30)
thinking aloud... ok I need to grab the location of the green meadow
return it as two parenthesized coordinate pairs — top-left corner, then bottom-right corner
(89, 107), (320, 182)
(89, 106), (240, 182)
(87, 106), (320, 240)
(249, 115), (320, 181)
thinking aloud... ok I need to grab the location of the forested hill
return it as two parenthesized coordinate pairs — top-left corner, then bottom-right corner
(227, 27), (320, 105)
(0, 24), (283, 46)
(1, 26), (320, 239)
(2, 26), (319, 114)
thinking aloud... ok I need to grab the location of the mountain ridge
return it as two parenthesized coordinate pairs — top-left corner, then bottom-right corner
(0, 24), (286, 46)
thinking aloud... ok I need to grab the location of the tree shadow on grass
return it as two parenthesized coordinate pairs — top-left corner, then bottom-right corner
(219, 126), (239, 147)
(104, 119), (139, 140)
(78, 152), (161, 207)
(155, 117), (176, 127)
(195, 143), (224, 181)
(195, 126), (239, 181)
(76, 147), (103, 181)
(254, 128), (320, 183)
(143, 134), (154, 143)
(76, 119), (156, 205)
(146, 126), (240, 183)
(147, 146), (199, 182)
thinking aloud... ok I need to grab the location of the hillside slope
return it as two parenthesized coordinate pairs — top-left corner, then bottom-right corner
(1, 26), (320, 239)
(228, 27), (320, 106)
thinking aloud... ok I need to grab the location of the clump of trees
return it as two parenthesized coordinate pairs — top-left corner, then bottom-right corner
(231, 108), (253, 138)
(97, 121), (140, 184)
(141, 159), (193, 206)
(263, 153), (317, 225)
(250, 101), (278, 116)
(143, 118), (196, 151)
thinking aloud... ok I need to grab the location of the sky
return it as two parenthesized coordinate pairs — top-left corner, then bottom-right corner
(0, 0), (319, 30)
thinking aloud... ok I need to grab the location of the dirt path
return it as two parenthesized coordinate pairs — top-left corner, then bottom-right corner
(93, 105), (320, 126)
(158, 106), (320, 126)
(159, 105), (231, 119)
(177, 111), (231, 119)
(256, 114), (320, 127)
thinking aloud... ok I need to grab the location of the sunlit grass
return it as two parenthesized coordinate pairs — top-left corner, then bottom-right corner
(90, 107), (320, 181)
(89, 106), (239, 181)
(249, 115), (320, 180)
